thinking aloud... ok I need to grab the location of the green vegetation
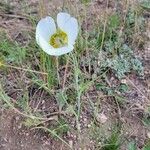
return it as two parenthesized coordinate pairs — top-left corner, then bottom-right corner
(0, 32), (26, 64)
(0, 0), (149, 149)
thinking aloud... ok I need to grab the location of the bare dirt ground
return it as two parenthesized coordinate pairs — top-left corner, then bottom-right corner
(0, 0), (150, 150)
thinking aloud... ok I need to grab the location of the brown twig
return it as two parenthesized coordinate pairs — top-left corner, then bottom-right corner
(0, 13), (28, 20)
(126, 76), (149, 101)
(2, 64), (48, 75)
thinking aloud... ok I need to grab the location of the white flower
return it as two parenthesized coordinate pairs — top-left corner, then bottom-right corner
(36, 12), (78, 56)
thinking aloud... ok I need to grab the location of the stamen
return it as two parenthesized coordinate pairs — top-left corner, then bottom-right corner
(50, 29), (68, 48)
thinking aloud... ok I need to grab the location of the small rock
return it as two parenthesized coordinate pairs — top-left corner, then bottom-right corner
(67, 131), (71, 137)
(15, 116), (20, 121)
(87, 124), (91, 128)
(96, 113), (108, 123)
(76, 123), (81, 131)
(69, 140), (73, 148)
(147, 132), (150, 138)
(18, 123), (22, 129)
(26, 133), (29, 136)
(121, 79), (127, 84)
(83, 117), (87, 122)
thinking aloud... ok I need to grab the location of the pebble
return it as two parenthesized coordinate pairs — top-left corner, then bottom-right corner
(87, 124), (91, 128)
(147, 132), (150, 139)
(15, 116), (20, 121)
(26, 133), (29, 136)
(96, 113), (108, 123)
(83, 117), (87, 122)
(69, 140), (73, 148)
(18, 123), (22, 129)
(67, 131), (71, 137)
(121, 79), (127, 84)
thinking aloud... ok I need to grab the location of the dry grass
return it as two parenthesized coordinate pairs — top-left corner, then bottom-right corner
(0, 0), (149, 149)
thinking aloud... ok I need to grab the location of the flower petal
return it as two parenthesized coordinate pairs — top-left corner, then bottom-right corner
(57, 12), (78, 45)
(37, 35), (74, 56)
(53, 45), (74, 56)
(36, 16), (56, 44)
(37, 35), (54, 55)
(57, 12), (71, 29)
(36, 14), (75, 56)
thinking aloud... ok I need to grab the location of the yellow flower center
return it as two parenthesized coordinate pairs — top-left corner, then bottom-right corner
(50, 29), (68, 48)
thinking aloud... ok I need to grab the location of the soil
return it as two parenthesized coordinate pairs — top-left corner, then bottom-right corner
(0, 0), (149, 150)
